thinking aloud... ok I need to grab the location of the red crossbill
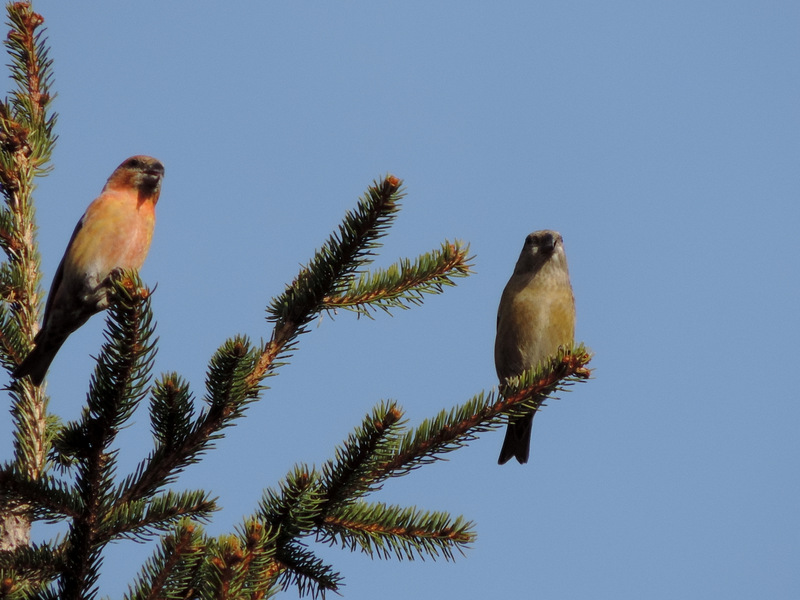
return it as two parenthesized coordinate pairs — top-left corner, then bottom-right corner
(495, 230), (575, 465)
(13, 155), (164, 385)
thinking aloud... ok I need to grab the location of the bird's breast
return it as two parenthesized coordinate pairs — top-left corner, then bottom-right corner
(495, 278), (575, 380)
(64, 192), (156, 279)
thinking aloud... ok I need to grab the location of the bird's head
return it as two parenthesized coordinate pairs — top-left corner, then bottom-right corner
(106, 155), (165, 202)
(513, 230), (569, 277)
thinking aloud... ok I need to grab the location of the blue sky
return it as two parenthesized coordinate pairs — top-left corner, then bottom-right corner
(3, 1), (798, 598)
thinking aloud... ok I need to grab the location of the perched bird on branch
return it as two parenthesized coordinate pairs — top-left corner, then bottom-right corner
(14, 155), (164, 385)
(495, 230), (575, 465)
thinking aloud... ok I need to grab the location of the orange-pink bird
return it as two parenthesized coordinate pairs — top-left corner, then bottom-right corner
(13, 155), (164, 385)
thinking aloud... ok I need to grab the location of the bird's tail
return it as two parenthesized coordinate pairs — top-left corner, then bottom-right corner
(498, 411), (535, 465)
(13, 333), (66, 386)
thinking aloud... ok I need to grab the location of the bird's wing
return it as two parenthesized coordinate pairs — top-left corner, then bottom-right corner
(41, 213), (86, 327)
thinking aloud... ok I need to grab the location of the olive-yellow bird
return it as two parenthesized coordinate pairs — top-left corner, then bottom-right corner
(495, 230), (575, 464)
(14, 155), (164, 385)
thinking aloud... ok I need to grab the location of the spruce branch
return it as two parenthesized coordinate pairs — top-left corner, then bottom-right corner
(380, 345), (592, 478)
(259, 466), (325, 542)
(247, 398), (471, 597)
(115, 339), (263, 507)
(0, 0), (56, 350)
(0, 2), (57, 552)
(102, 489), (216, 544)
(254, 467), (338, 596)
(227, 520), (280, 599)
(204, 335), (261, 413)
(267, 175), (404, 329)
(0, 465), (80, 520)
(319, 502), (474, 562)
(253, 175), (404, 384)
(193, 522), (283, 600)
(321, 240), (473, 317)
(4, 3), (56, 165)
(149, 375), (195, 450)
(0, 541), (63, 596)
(79, 274), (157, 441)
(114, 375), (198, 504)
(224, 346), (588, 598)
(201, 531), (283, 600)
(59, 273), (158, 600)
(319, 401), (405, 510)
(124, 520), (206, 600)
(275, 542), (341, 600)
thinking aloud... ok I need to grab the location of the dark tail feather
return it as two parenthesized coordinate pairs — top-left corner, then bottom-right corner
(13, 335), (65, 386)
(498, 412), (535, 465)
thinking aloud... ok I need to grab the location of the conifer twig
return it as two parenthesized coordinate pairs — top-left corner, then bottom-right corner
(59, 275), (158, 600)
(123, 520), (206, 600)
(380, 346), (592, 477)
(321, 241), (473, 317)
(0, 0), (56, 553)
(319, 401), (405, 509)
(320, 503), (474, 561)
(252, 175), (405, 388)
(115, 338), (262, 506)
